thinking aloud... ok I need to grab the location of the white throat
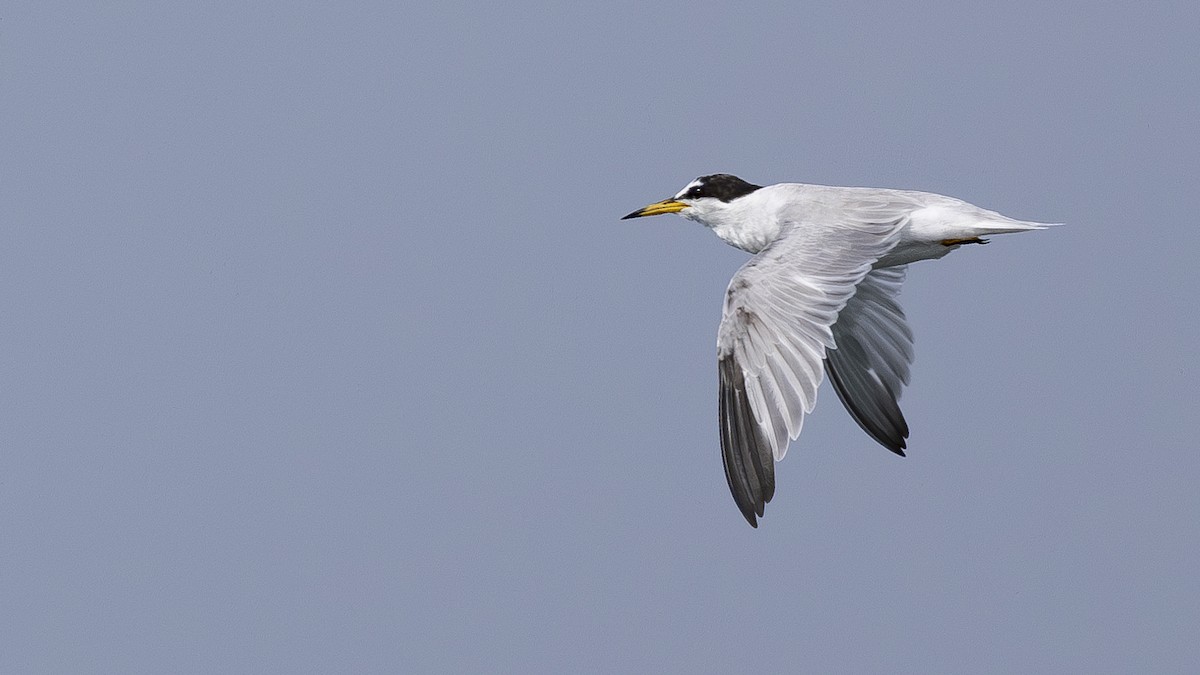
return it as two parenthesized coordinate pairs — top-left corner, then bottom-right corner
(682, 192), (784, 254)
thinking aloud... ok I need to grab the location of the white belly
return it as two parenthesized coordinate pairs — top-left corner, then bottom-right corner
(874, 239), (956, 268)
(874, 203), (999, 268)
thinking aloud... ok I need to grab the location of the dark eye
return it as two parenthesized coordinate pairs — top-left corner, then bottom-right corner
(688, 187), (703, 198)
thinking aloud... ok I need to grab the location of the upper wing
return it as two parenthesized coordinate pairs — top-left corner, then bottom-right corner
(716, 196), (913, 526)
(825, 266), (914, 456)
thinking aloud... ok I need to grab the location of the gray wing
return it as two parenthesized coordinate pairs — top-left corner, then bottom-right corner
(825, 266), (914, 456)
(716, 197), (912, 526)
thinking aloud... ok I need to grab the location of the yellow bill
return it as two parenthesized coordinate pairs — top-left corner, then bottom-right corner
(621, 199), (687, 220)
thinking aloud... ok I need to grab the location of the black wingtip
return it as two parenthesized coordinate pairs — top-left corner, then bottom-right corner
(825, 352), (912, 456)
(877, 433), (909, 457)
(720, 356), (774, 529)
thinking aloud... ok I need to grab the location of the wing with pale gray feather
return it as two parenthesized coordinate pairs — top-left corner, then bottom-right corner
(716, 196), (914, 526)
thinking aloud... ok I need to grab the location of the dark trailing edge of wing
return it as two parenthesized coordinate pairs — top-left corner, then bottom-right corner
(719, 355), (775, 527)
(825, 345), (909, 456)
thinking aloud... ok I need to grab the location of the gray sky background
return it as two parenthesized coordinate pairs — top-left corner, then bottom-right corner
(3, 2), (1198, 673)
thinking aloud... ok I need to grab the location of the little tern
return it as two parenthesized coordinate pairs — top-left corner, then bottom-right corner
(623, 174), (1055, 527)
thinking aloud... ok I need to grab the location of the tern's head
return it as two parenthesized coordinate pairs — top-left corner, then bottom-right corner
(621, 174), (763, 223)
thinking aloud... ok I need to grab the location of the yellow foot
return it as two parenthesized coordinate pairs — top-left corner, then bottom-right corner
(941, 237), (989, 246)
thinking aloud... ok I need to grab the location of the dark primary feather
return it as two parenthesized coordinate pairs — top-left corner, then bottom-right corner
(719, 355), (775, 527)
(824, 267), (914, 455)
(826, 345), (909, 455)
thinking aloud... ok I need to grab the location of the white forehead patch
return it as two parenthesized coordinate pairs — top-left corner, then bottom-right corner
(674, 179), (704, 200)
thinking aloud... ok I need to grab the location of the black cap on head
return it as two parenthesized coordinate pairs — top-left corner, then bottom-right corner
(681, 174), (762, 202)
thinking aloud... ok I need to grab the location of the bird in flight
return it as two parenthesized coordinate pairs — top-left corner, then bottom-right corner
(623, 174), (1055, 527)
